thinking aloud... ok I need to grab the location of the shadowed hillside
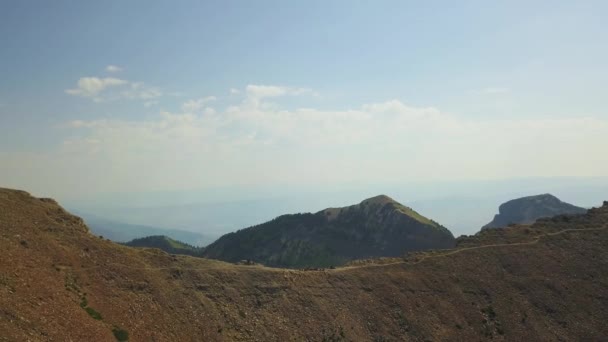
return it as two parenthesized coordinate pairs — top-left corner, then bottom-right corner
(2, 188), (608, 341)
(202, 195), (455, 268)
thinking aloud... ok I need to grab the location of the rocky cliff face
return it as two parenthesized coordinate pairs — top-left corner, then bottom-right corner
(202, 195), (455, 268)
(482, 194), (586, 230)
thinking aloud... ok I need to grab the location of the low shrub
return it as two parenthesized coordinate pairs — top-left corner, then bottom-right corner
(112, 327), (129, 341)
(85, 307), (102, 320)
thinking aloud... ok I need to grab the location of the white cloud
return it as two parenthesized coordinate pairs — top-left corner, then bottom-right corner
(476, 87), (510, 95)
(65, 77), (128, 101)
(66, 119), (108, 128)
(246, 85), (287, 99)
(181, 96), (216, 112)
(144, 101), (159, 107)
(245, 84), (313, 100)
(49, 85), (608, 195)
(106, 65), (123, 73)
(167, 91), (186, 97)
(121, 82), (162, 100)
(230, 88), (240, 95)
(66, 77), (161, 102)
(7, 83), (608, 198)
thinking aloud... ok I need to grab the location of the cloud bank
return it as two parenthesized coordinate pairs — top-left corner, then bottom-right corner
(4, 84), (608, 197)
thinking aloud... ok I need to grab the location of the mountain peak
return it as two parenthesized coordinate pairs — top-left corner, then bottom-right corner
(322, 195), (396, 219)
(483, 194), (586, 229)
(124, 235), (201, 256)
(320, 195), (439, 227)
(204, 195), (454, 268)
(360, 194), (396, 206)
(503, 193), (559, 205)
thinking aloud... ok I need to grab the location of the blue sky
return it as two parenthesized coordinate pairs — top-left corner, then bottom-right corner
(1, 1), (607, 200)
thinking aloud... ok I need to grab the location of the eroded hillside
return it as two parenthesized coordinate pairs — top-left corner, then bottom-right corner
(1, 188), (608, 341)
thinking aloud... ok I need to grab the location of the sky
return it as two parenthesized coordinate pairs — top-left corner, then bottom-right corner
(1, 1), (607, 203)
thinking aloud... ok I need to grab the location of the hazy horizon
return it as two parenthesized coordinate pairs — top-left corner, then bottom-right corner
(61, 176), (608, 238)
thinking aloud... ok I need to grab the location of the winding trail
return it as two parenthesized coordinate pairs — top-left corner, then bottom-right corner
(334, 225), (608, 271)
(44, 225), (608, 274)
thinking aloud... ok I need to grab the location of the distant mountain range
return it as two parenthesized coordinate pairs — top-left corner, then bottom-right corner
(74, 213), (214, 247)
(65, 178), (608, 240)
(482, 194), (587, 230)
(123, 235), (202, 256)
(116, 193), (590, 268)
(202, 195), (455, 268)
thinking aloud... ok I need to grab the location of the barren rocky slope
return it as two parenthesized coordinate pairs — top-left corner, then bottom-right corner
(1, 188), (608, 341)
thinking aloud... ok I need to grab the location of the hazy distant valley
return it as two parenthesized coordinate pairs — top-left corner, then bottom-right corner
(66, 178), (608, 247)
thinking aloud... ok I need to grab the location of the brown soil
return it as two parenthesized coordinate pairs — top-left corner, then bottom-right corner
(1, 188), (607, 341)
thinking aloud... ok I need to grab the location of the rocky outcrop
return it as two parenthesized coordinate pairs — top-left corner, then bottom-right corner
(482, 194), (586, 229)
